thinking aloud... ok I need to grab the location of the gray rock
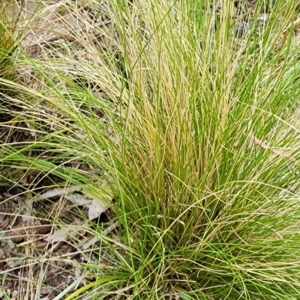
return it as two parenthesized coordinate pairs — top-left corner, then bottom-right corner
(234, 21), (250, 38)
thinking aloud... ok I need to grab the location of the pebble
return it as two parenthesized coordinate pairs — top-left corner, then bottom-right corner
(234, 21), (250, 37)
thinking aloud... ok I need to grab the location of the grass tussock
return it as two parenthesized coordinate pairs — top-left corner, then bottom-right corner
(1, 0), (300, 299)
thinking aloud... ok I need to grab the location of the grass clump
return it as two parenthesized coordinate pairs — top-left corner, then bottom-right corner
(1, 0), (300, 299)
(0, 1), (23, 121)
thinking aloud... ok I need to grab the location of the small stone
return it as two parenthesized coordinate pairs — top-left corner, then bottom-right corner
(234, 21), (250, 38)
(257, 13), (269, 24)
